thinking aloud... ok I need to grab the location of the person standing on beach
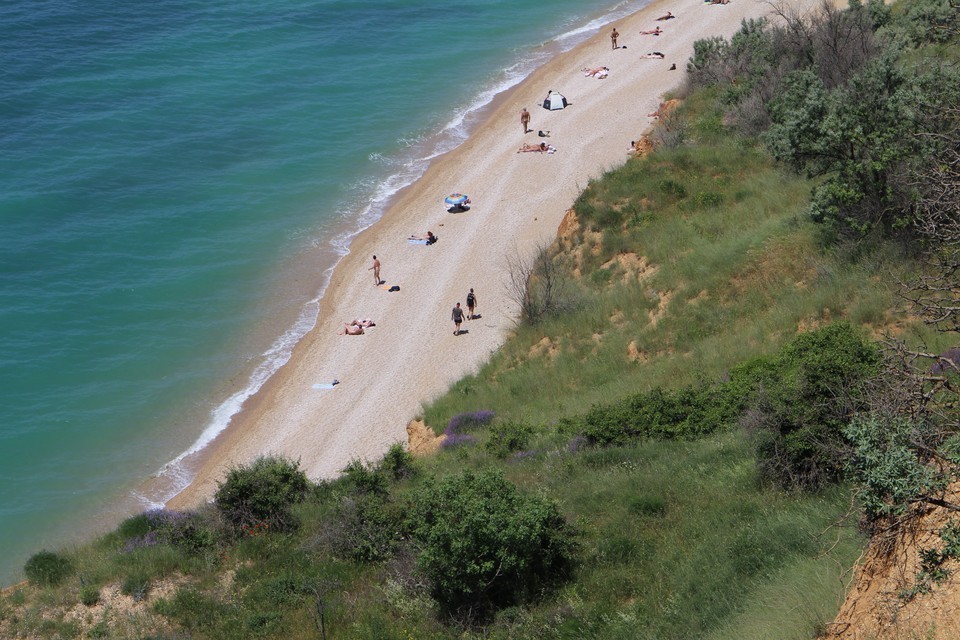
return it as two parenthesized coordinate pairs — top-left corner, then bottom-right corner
(520, 108), (531, 134)
(611, 27), (619, 49)
(466, 288), (477, 320)
(369, 255), (381, 285)
(452, 302), (466, 336)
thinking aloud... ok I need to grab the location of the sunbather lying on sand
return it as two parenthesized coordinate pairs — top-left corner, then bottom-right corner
(639, 27), (662, 35)
(583, 66), (609, 78)
(338, 318), (375, 335)
(409, 231), (437, 244)
(640, 52), (666, 59)
(517, 142), (557, 154)
(340, 323), (364, 335)
(518, 142), (548, 153)
(656, 11), (675, 20)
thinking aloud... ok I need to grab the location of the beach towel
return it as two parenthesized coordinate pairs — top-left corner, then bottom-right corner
(408, 239), (429, 244)
(313, 380), (340, 390)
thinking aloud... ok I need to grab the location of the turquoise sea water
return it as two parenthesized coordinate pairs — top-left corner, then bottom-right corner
(0, 0), (648, 583)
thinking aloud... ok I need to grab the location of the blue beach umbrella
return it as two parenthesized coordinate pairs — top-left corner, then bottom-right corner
(444, 193), (469, 207)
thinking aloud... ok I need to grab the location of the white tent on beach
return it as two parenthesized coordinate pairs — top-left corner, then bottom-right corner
(543, 91), (568, 110)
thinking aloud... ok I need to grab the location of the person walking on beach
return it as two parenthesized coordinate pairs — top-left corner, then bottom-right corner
(520, 107), (531, 134)
(611, 27), (619, 49)
(452, 302), (466, 336)
(466, 288), (477, 320)
(369, 255), (381, 285)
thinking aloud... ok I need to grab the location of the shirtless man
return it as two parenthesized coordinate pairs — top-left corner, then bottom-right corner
(640, 27), (662, 35)
(656, 11), (675, 21)
(611, 27), (620, 49)
(368, 255), (381, 285)
(520, 107), (531, 134)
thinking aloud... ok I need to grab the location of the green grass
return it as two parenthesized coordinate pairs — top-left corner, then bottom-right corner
(423, 130), (946, 434)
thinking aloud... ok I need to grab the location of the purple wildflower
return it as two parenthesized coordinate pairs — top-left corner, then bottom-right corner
(511, 450), (538, 462)
(445, 410), (496, 435)
(441, 433), (479, 449)
(144, 508), (189, 529)
(122, 530), (159, 553)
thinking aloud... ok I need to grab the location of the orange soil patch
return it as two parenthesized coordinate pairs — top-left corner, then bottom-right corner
(407, 419), (443, 457)
(823, 482), (960, 640)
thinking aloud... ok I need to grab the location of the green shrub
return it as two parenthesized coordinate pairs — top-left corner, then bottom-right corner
(410, 470), (577, 621)
(215, 456), (310, 534)
(485, 421), (535, 458)
(379, 443), (417, 481)
(121, 571), (151, 602)
(575, 385), (739, 446)
(342, 459), (389, 496)
(335, 493), (409, 563)
(844, 414), (945, 521)
(742, 322), (881, 490)
(80, 583), (101, 606)
(117, 513), (154, 540)
(24, 550), (73, 586)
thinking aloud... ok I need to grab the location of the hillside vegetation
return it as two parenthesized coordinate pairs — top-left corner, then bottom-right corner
(2, 1), (959, 638)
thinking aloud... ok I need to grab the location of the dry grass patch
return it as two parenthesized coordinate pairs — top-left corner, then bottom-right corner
(600, 252), (658, 284)
(648, 290), (674, 328)
(528, 336), (560, 361)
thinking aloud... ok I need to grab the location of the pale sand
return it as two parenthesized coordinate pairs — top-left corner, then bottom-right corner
(170, 0), (825, 507)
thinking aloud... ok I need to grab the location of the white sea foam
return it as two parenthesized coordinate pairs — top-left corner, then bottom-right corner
(152, 0), (651, 506)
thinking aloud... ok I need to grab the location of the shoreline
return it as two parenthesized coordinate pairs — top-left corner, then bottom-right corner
(169, 0), (823, 508)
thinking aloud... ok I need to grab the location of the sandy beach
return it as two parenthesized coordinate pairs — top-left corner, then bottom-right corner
(169, 0), (824, 507)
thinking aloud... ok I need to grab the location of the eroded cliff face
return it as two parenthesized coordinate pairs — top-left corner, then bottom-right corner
(823, 482), (960, 640)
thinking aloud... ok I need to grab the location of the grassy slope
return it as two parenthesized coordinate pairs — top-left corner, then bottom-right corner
(425, 88), (937, 431)
(2, 87), (952, 640)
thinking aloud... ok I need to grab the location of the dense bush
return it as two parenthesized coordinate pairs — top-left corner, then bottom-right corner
(342, 458), (389, 496)
(214, 456), (310, 534)
(741, 322), (881, 490)
(118, 508), (223, 555)
(410, 470), (577, 621)
(686, 0), (960, 240)
(335, 492), (410, 563)
(379, 442), (417, 481)
(24, 550), (73, 586)
(485, 421), (535, 458)
(843, 414), (945, 521)
(571, 385), (741, 447)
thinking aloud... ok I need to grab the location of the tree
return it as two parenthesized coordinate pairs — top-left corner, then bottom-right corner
(214, 456), (310, 534)
(741, 323), (882, 490)
(504, 244), (573, 324)
(410, 470), (577, 622)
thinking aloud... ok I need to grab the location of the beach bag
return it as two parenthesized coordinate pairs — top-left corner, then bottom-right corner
(388, 285), (400, 292)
